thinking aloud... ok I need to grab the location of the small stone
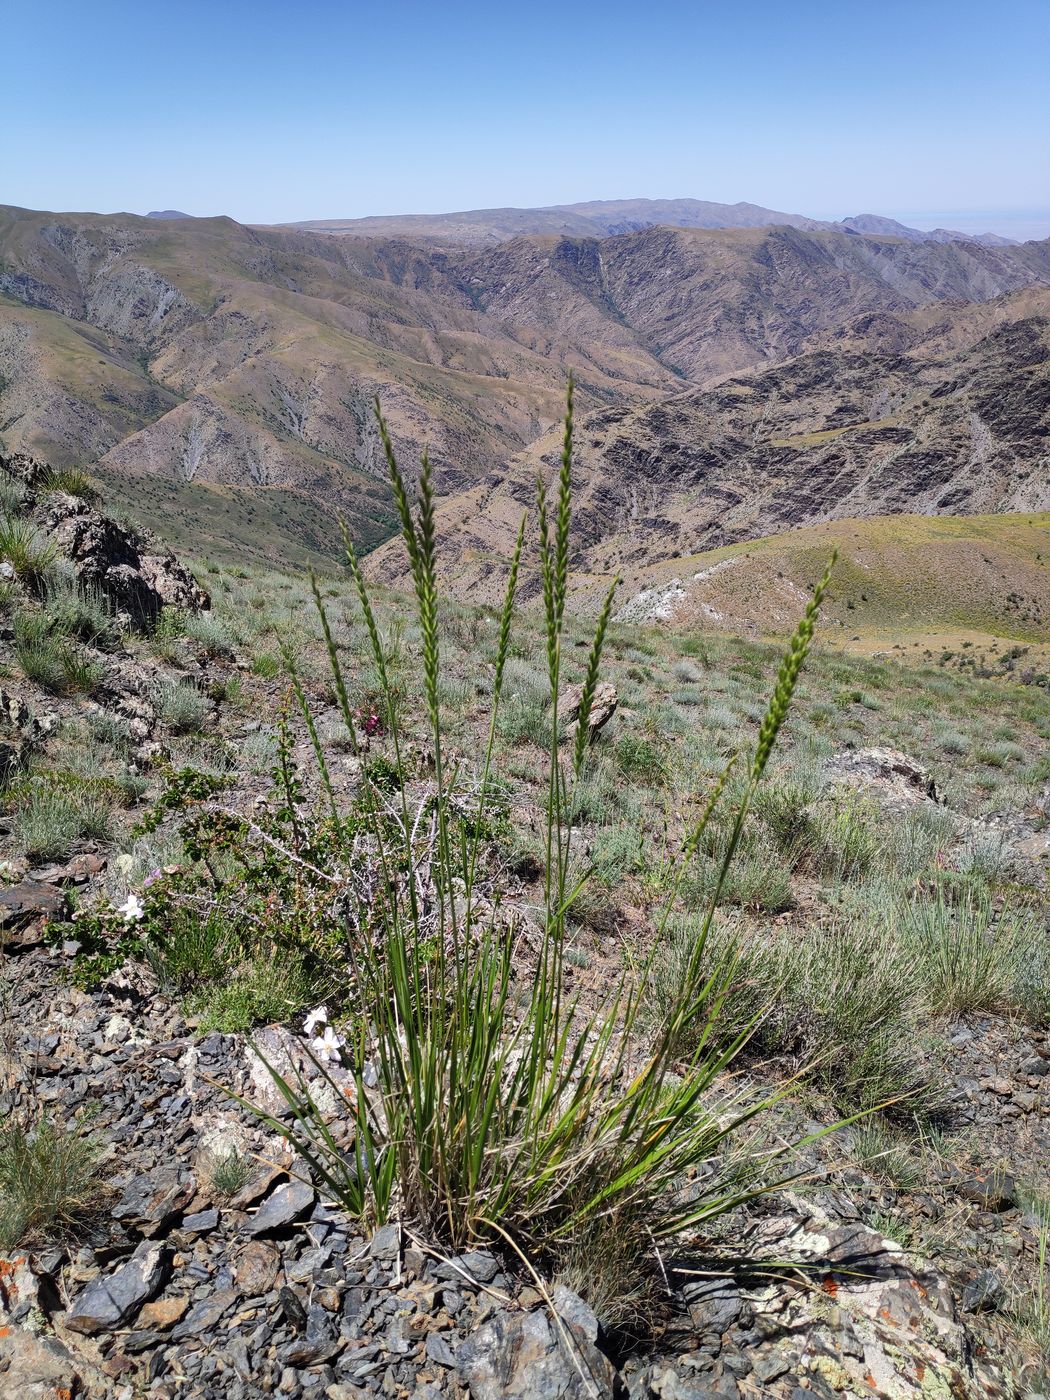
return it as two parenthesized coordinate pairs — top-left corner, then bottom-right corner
(234, 1240), (281, 1295)
(369, 1222), (401, 1261)
(246, 1179), (314, 1235)
(170, 1288), (238, 1339)
(425, 1330), (456, 1368)
(431, 1249), (499, 1285)
(137, 1295), (190, 1330)
(962, 1270), (1007, 1313)
(181, 1207), (219, 1233)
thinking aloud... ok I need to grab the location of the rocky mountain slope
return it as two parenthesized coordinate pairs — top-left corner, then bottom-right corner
(364, 289), (1050, 595)
(1, 204), (1048, 566)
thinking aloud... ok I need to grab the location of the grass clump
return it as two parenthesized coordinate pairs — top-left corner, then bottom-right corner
(11, 778), (115, 860)
(0, 1113), (104, 1250)
(13, 612), (104, 696)
(239, 384), (837, 1317)
(0, 515), (56, 581)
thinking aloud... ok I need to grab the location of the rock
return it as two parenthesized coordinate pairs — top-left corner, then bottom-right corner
(822, 746), (939, 810)
(457, 1285), (616, 1399)
(138, 1294), (190, 1330)
(962, 1269), (1007, 1313)
(181, 1207), (219, 1233)
(0, 881), (68, 945)
(234, 1240), (282, 1294)
(0, 1253), (53, 1324)
(953, 1168), (1019, 1211)
(432, 1248), (500, 1286)
(112, 1165), (196, 1235)
(561, 681), (618, 743)
(368, 1222), (401, 1262)
(170, 1287), (238, 1339)
(34, 481), (209, 627)
(682, 1278), (743, 1334)
(425, 1330), (457, 1368)
(0, 1323), (106, 1399)
(65, 1240), (169, 1334)
(247, 1179), (315, 1235)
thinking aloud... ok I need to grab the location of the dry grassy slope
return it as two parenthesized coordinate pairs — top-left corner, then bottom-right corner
(612, 511), (1050, 659)
(367, 292), (1050, 597)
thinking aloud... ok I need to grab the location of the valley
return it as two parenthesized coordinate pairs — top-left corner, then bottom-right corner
(1, 202), (1048, 597)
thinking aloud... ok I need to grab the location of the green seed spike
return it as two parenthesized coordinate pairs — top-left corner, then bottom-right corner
(572, 575), (619, 780)
(752, 551), (836, 782)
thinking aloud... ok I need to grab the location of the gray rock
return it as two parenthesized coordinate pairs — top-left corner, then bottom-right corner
(0, 1324), (106, 1399)
(954, 1169), (1018, 1211)
(369, 1222), (401, 1261)
(457, 1287), (615, 1399)
(962, 1269), (1007, 1313)
(65, 1240), (169, 1334)
(246, 1179), (315, 1235)
(432, 1248), (500, 1285)
(181, 1207), (219, 1233)
(425, 1330), (457, 1368)
(112, 1165), (195, 1235)
(170, 1287), (238, 1339)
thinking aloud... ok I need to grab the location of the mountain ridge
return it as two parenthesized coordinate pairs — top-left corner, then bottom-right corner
(287, 196), (1021, 248)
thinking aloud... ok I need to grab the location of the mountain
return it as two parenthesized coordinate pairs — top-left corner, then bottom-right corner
(291, 197), (1020, 249)
(1, 202), (1048, 566)
(288, 197), (827, 247)
(146, 210), (196, 220)
(363, 289), (1050, 597)
(837, 214), (1018, 246)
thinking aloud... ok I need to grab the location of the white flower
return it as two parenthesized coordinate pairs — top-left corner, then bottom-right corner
(302, 1005), (329, 1036)
(117, 893), (145, 924)
(310, 1026), (345, 1064)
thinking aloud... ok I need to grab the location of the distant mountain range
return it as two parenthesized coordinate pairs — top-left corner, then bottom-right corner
(284, 197), (1019, 248)
(1, 201), (1046, 574)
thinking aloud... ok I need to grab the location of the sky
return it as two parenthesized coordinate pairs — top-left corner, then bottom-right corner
(5, 0), (1049, 240)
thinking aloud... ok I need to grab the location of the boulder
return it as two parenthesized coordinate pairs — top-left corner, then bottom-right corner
(65, 1239), (169, 1334)
(36, 489), (208, 627)
(822, 746), (939, 810)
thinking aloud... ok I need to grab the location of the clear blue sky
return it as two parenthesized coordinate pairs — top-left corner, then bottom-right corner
(5, 0), (1049, 238)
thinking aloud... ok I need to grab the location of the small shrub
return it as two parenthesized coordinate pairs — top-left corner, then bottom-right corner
(43, 576), (119, 648)
(185, 611), (234, 659)
(252, 651), (283, 678)
(615, 732), (667, 784)
(156, 683), (210, 735)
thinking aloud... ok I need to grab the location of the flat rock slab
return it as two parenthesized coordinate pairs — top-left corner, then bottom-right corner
(246, 1179), (314, 1235)
(65, 1240), (169, 1334)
